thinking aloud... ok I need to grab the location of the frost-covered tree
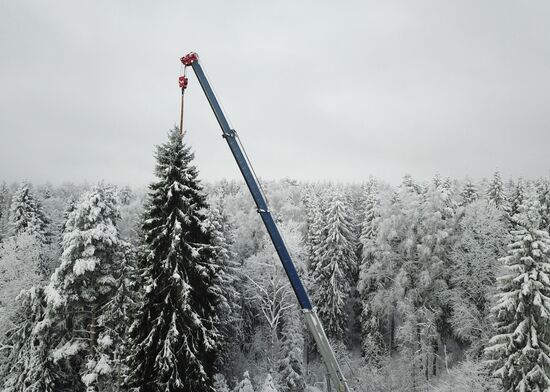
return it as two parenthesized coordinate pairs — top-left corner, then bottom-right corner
(487, 171), (506, 209)
(0, 232), (43, 336)
(459, 180), (478, 206)
(312, 189), (357, 340)
(277, 313), (305, 392)
(486, 189), (550, 391)
(204, 195), (241, 368)
(448, 201), (507, 356)
(98, 242), (137, 389)
(536, 177), (550, 231)
(212, 373), (230, 392)
(357, 181), (385, 363)
(8, 182), (49, 241)
(44, 184), (125, 391)
(126, 129), (220, 392)
(259, 374), (278, 392)
(508, 178), (526, 222)
(362, 189), (411, 356)
(245, 236), (294, 370)
(397, 181), (457, 384)
(0, 182), (10, 239)
(359, 181), (380, 260)
(303, 188), (326, 274)
(235, 371), (255, 392)
(1, 287), (57, 392)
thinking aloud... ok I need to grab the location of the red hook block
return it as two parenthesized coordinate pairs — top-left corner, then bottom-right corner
(179, 75), (189, 89)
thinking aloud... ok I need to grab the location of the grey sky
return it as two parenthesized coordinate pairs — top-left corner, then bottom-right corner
(1, 0), (549, 186)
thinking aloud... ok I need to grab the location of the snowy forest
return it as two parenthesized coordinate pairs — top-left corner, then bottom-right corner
(1, 129), (550, 392)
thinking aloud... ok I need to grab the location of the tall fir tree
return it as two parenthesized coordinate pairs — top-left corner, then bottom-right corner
(277, 313), (305, 392)
(0, 181), (10, 239)
(44, 184), (125, 391)
(259, 374), (278, 392)
(303, 187), (326, 276)
(487, 171), (506, 209)
(486, 189), (550, 391)
(126, 129), (220, 392)
(357, 181), (385, 363)
(234, 371), (255, 392)
(8, 182), (49, 240)
(204, 193), (243, 371)
(536, 177), (550, 231)
(212, 374), (230, 392)
(312, 188), (357, 340)
(508, 178), (526, 221)
(1, 286), (57, 392)
(459, 180), (478, 206)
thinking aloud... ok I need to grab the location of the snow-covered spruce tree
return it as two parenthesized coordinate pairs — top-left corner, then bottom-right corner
(359, 181), (380, 260)
(7, 182), (51, 276)
(312, 188), (357, 340)
(536, 177), (550, 231)
(204, 195), (241, 369)
(486, 189), (550, 391)
(1, 287), (57, 392)
(487, 171), (506, 209)
(235, 371), (255, 392)
(459, 180), (478, 206)
(126, 129), (220, 392)
(98, 242), (137, 389)
(302, 187), (326, 275)
(8, 182), (49, 241)
(357, 181), (385, 363)
(508, 178), (526, 222)
(277, 313), (305, 392)
(0, 231), (43, 337)
(0, 181), (10, 239)
(259, 374), (278, 392)
(44, 184), (125, 391)
(212, 373), (230, 392)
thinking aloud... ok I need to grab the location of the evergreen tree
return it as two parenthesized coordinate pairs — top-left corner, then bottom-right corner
(45, 184), (125, 391)
(259, 374), (278, 392)
(303, 188), (326, 275)
(277, 314), (305, 392)
(0, 231), (43, 336)
(536, 177), (550, 231)
(126, 129), (220, 391)
(508, 178), (526, 221)
(357, 181), (385, 363)
(8, 182), (49, 240)
(486, 189), (550, 391)
(487, 171), (506, 209)
(312, 189), (357, 340)
(234, 371), (255, 392)
(459, 180), (478, 206)
(98, 242), (137, 390)
(212, 374), (230, 392)
(0, 181), (10, 239)
(204, 195), (241, 368)
(1, 286), (57, 392)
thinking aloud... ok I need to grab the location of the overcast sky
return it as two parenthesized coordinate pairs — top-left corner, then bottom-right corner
(1, 1), (549, 186)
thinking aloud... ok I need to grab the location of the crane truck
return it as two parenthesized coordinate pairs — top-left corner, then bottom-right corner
(179, 52), (352, 392)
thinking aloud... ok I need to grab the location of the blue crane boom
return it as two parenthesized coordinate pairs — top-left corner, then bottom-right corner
(180, 52), (351, 392)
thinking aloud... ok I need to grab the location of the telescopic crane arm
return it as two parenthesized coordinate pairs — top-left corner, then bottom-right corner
(180, 52), (351, 392)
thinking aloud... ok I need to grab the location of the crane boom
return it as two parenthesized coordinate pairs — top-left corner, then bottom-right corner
(180, 52), (351, 392)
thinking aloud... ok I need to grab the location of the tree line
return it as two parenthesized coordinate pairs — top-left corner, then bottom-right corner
(1, 130), (550, 391)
